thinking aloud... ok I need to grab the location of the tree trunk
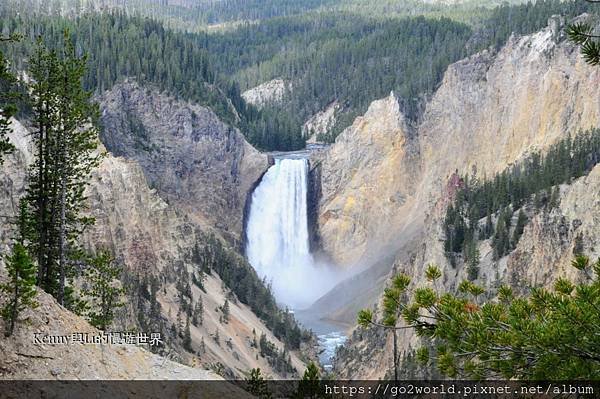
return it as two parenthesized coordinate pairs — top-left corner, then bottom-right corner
(57, 62), (69, 306)
(393, 328), (398, 382)
(57, 173), (67, 305)
(36, 108), (46, 287)
(6, 269), (19, 337)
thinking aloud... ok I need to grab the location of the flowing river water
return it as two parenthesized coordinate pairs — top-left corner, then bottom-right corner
(245, 154), (347, 370)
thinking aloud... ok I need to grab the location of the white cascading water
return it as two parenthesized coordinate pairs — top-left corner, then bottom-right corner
(246, 156), (348, 367)
(246, 157), (332, 310)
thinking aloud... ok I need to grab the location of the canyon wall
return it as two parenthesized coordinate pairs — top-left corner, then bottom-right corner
(318, 93), (421, 267)
(320, 20), (600, 378)
(99, 80), (268, 244)
(241, 78), (289, 108)
(0, 110), (301, 379)
(319, 21), (600, 271)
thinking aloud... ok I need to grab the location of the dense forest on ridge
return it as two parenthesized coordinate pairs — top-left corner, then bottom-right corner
(1, 0), (595, 150)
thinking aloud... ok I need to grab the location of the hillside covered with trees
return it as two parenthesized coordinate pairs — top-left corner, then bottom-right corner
(2, 0), (596, 150)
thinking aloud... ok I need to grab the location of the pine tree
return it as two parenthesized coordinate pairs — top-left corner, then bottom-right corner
(1, 203), (38, 337)
(221, 298), (230, 323)
(177, 309), (183, 338)
(359, 271), (426, 382)
(183, 315), (192, 351)
(483, 213), (494, 239)
(252, 328), (258, 348)
(245, 368), (271, 399)
(0, 34), (20, 165)
(27, 37), (59, 296)
(511, 209), (528, 248)
(548, 186), (560, 209)
(25, 32), (101, 306)
(213, 328), (220, 346)
(389, 256), (600, 379)
(567, 14), (600, 66)
(192, 270), (206, 292)
(54, 30), (102, 305)
(492, 207), (512, 260)
(82, 250), (125, 330)
(295, 362), (323, 399)
(533, 192), (543, 209)
(464, 240), (480, 281)
(192, 296), (203, 326)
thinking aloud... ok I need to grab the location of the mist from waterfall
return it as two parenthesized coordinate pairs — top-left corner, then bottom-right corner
(246, 157), (342, 310)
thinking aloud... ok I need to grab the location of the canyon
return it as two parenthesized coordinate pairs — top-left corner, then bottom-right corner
(313, 19), (600, 378)
(0, 99), (305, 379)
(1, 13), (599, 382)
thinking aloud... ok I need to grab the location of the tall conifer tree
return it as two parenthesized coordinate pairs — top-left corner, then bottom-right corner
(25, 32), (101, 306)
(0, 34), (20, 165)
(1, 202), (38, 337)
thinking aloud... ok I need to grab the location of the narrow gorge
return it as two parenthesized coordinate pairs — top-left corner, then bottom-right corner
(245, 155), (349, 369)
(1, 0), (599, 389)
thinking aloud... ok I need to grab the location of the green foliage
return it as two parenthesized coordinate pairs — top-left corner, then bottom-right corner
(0, 34), (20, 165)
(567, 20), (600, 66)
(492, 207), (512, 260)
(6, 0), (337, 28)
(22, 33), (101, 306)
(1, 203), (38, 337)
(3, 0), (596, 153)
(82, 250), (125, 331)
(357, 273), (415, 380)
(245, 368), (272, 399)
(259, 332), (295, 375)
(193, 234), (307, 350)
(444, 129), (600, 261)
(192, 296), (203, 327)
(1, 243), (38, 337)
(399, 257), (600, 379)
(572, 254), (590, 271)
(380, 273), (412, 327)
(183, 315), (192, 351)
(207, 13), (474, 143)
(295, 362), (324, 399)
(259, 332), (277, 358)
(357, 308), (373, 328)
(3, 1), (592, 150)
(0, 12), (232, 120)
(443, 203), (467, 256)
(128, 273), (165, 351)
(479, 0), (596, 50)
(464, 239), (480, 281)
(425, 264), (442, 282)
(204, 0), (595, 145)
(220, 298), (230, 323)
(416, 346), (430, 366)
(511, 209), (528, 248)
(0, 10), (303, 151)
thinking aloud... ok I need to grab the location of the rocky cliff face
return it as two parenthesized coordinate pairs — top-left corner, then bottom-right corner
(335, 162), (600, 379)
(0, 288), (223, 381)
(241, 78), (289, 108)
(0, 113), (303, 379)
(98, 80), (268, 244)
(303, 101), (341, 143)
(321, 21), (600, 378)
(318, 93), (421, 267)
(418, 26), (599, 206)
(319, 22), (600, 269)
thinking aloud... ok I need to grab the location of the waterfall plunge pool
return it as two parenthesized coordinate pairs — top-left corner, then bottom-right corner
(245, 155), (348, 371)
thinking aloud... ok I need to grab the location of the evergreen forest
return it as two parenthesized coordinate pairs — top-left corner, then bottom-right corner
(1, 0), (595, 150)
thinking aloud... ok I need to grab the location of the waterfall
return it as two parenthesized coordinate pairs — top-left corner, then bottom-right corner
(246, 157), (326, 309)
(246, 156), (349, 366)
